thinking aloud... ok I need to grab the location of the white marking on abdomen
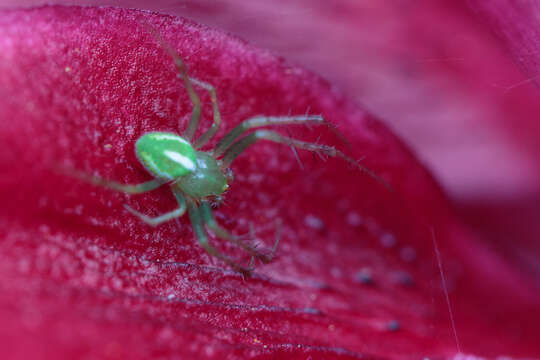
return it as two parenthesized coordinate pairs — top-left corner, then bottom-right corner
(164, 150), (196, 171)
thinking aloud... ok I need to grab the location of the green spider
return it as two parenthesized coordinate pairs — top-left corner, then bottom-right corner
(72, 41), (385, 274)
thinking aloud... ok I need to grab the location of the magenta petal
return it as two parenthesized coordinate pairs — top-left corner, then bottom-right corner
(0, 6), (539, 359)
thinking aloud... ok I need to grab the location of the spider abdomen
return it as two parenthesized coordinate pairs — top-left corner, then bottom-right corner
(135, 132), (197, 180)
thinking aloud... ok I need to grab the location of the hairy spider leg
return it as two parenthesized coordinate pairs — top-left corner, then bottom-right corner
(163, 45), (222, 148)
(190, 78), (222, 149)
(66, 168), (165, 193)
(187, 198), (253, 274)
(213, 115), (326, 157)
(124, 187), (187, 226)
(221, 129), (391, 189)
(199, 201), (279, 263)
(144, 25), (203, 141)
(162, 43), (201, 142)
(145, 26), (209, 142)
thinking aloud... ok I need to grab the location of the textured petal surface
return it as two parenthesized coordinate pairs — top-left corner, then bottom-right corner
(0, 5), (538, 360)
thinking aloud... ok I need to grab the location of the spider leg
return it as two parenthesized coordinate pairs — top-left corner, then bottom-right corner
(124, 187), (187, 226)
(199, 201), (279, 263)
(65, 168), (165, 194)
(160, 41), (201, 142)
(144, 26), (202, 141)
(213, 115), (325, 157)
(187, 198), (253, 274)
(221, 129), (392, 190)
(190, 78), (222, 149)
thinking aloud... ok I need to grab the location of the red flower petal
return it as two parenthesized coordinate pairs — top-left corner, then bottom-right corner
(0, 5), (538, 360)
